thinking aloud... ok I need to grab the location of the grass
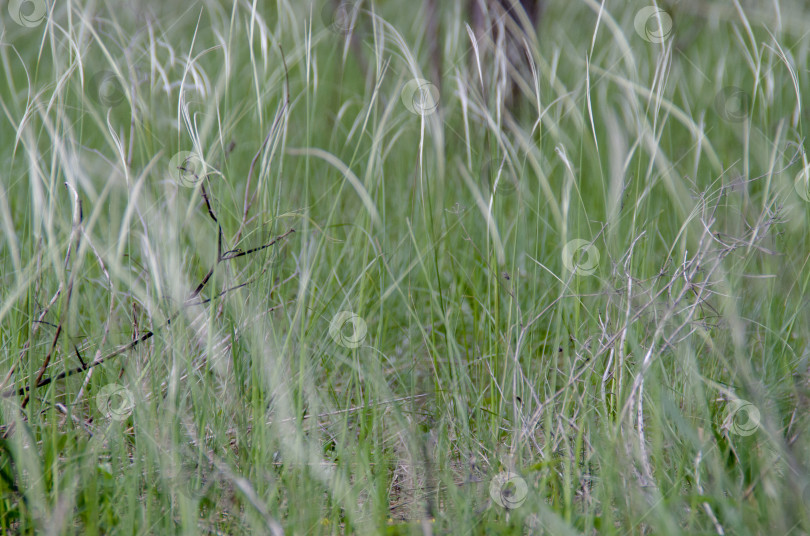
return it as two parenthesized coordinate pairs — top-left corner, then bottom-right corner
(1, 0), (810, 533)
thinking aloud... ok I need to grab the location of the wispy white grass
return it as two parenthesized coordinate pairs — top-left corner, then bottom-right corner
(1, 0), (809, 534)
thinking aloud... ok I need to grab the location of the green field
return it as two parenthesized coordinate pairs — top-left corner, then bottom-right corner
(1, 0), (810, 534)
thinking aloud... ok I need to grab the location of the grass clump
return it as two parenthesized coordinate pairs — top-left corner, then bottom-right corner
(1, 0), (809, 534)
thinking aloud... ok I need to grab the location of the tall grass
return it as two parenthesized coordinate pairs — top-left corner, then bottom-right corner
(1, 0), (809, 534)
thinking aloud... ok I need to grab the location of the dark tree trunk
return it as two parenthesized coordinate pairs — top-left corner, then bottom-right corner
(468, 0), (543, 104)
